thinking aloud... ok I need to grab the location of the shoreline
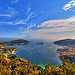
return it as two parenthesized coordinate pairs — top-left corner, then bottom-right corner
(56, 46), (75, 64)
(0, 40), (62, 69)
(0, 40), (75, 75)
(7, 42), (62, 68)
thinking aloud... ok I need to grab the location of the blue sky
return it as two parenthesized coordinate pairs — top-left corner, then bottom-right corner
(0, 0), (75, 40)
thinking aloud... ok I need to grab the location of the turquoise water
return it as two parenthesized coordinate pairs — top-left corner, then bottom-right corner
(7, 40), (62, 68)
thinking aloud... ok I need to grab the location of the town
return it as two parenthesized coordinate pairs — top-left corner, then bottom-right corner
(0, 41), (17, 63)
(56, 46), (75, 63)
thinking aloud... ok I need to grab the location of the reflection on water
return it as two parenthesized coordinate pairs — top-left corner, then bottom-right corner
(8, 40), (62, 68)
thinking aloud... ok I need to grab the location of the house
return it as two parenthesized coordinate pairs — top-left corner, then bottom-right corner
(4, 58), (11, 63)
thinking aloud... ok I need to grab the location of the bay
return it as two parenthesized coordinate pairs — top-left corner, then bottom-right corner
(8, 39), (62, 68)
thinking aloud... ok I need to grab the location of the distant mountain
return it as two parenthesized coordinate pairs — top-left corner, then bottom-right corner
(10, 39), (30, 45)
(54, 39), (75, 46)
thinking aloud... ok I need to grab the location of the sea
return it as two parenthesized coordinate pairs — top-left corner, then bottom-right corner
(0, 38), (62, 68)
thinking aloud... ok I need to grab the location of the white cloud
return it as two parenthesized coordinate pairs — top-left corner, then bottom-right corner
(18, 27), (24, 30)
(0, 4), (37, 26)
(11, 0), (19, 3)
(21, 16), (75, 39)
(0, 7), (18, 18)
(37, 16), (75, 28)
(13, 12), (36, 25)
(13, 20), (26, 25)
(25, 12), (37, 23)
(0, 20), (26, 25)
(0, 12), (36, 25)
(0, 22), (13, 25)
(29, 25), (75, 35)
(8, 7), (18, 16)
(63, 0), (75, 11)
(27, 7), (31, 13)
(0, 14), (12, 17)
(27, 26), (30, 31)
(0, 10), (37, 25)
(34, 24), (36, 26)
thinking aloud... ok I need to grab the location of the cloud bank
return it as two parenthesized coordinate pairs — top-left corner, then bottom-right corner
(21, 16), (75, 39)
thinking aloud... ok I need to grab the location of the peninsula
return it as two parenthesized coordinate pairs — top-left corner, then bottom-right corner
(0, 39), (30, 57)
(9, 39), (30, 45)
(54, 39), (75, 47)
(54, 39), (75, 64)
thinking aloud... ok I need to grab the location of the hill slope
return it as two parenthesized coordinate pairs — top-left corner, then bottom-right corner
(54, 39), (75, 46)
(10, 39), (30, 45)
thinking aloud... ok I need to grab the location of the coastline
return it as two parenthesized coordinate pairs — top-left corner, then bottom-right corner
(0, 40), (75, 75)
(8, 41), (62, 68)
(0, 39), (62, 68)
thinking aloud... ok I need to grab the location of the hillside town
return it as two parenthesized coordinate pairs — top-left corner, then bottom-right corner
(0, 41), (17, 63)
(56, 46), (75, 63)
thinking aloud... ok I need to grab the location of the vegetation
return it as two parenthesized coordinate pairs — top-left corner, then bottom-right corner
(0, 40), (75, 75)
(0, 39), (30, 46)
(10, 39), (30, 45)
(54, 39), (75, 47)
(0, 57), (75, 75)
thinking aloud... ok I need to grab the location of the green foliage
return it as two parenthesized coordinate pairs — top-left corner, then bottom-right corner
(0, 58), (75, 75)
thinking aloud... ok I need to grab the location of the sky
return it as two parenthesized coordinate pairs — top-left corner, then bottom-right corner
(0, 0), (75, 40)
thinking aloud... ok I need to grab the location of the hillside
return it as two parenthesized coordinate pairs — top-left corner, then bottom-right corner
(54, 39), (75, 47)
(10, 39), (30, 45)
